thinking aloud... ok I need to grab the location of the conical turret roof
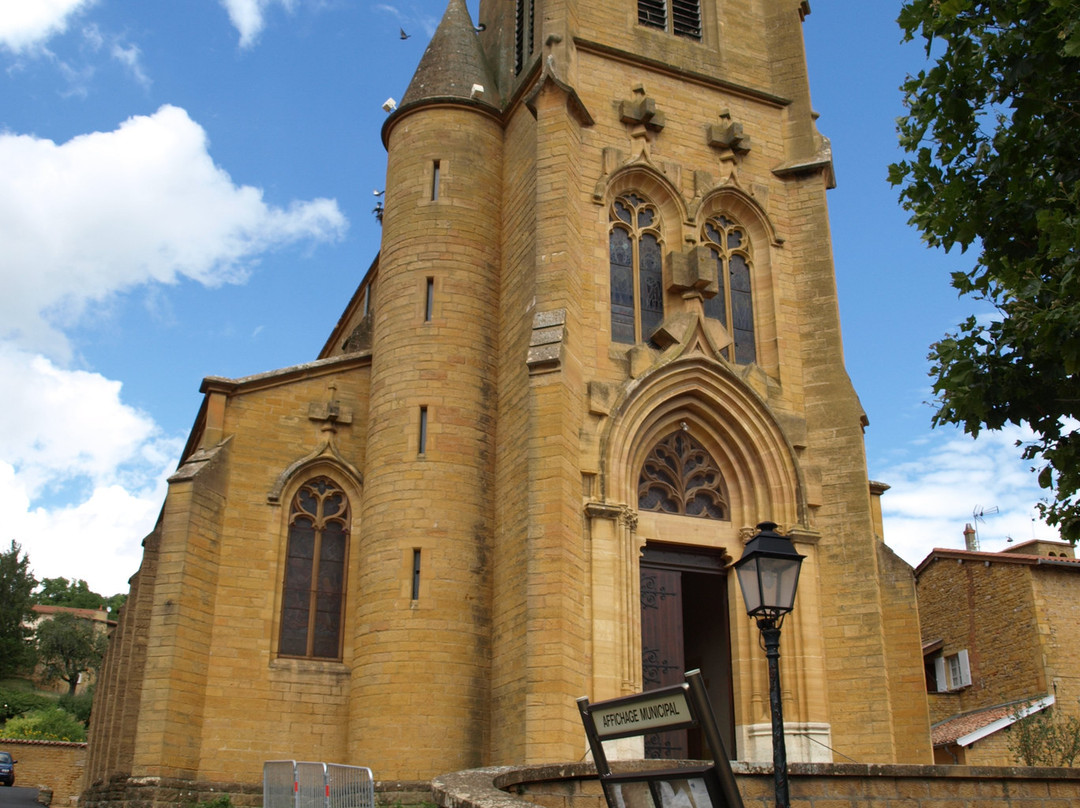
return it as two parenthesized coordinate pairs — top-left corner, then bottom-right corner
(398, 0), (501, 111)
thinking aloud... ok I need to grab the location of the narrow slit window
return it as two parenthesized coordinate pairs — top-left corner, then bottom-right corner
(425, 277), (434, 322)
(418, 406), (428, 454)
(431, 161), (440, 201)
(411, 549), (422, 600)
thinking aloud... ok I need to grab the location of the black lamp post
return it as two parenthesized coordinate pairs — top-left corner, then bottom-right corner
(733, 522), (804, 808)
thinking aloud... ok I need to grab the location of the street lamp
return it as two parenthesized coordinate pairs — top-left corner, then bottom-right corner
(733, 522), (804, 808)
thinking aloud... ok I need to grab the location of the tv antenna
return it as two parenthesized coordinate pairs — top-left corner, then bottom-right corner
(971, 505), (999, 548)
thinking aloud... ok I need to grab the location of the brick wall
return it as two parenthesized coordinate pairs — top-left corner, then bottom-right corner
(0, 739), (86, 806)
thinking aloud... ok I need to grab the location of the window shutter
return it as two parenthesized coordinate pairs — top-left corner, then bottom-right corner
(638, 0), (667, 30)
(934, 657), (947, 692)
(671, 0), (701, 39)
(956, 649), (972, 687)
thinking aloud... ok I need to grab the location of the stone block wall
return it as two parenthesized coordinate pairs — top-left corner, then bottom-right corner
(1031, 565), (1080, 712)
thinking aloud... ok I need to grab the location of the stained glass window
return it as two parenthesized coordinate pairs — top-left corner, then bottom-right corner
(639, 432), (728, 520)
(279, 477), (349, 659)
(702, 214), (756, 365)
(610, 193), (665, 344)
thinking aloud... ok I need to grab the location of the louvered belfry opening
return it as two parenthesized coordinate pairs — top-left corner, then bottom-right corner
(638, 0), (701, 40)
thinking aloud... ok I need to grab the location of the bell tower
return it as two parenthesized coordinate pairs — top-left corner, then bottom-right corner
(445, 0), (927, 766)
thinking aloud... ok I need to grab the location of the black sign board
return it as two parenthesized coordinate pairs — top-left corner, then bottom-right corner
(577, 670), (744, 808)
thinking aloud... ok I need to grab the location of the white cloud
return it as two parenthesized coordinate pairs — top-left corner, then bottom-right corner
(0, 0), (96, 53)
(0, 104), (347, 359)
(0, 347), (160, 497)
(110, 41), (150, 88)
(0, 105), (347, 595)
(878, 425), (1055, 567)
(0, 344), (181, 594)
(220, 0), (297, 48)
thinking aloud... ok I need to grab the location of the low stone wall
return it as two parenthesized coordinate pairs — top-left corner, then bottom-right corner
(433, 760), (1080, 808)
(0, 738), (88, 806)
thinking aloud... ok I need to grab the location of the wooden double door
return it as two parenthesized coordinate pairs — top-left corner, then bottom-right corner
(640, 543), (736, 759)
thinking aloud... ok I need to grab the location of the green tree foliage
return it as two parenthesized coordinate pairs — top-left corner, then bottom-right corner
(890, 0), (1080, 539)
(0, 540), (37, 677)
(0, 706), (87, 742)
(59, 687), (95, 725)
(1007, 705), (1080, 766)
(35, 577), (104, 609)
(104, 592), (128, 617)
(0, 686), (54, 723)
(34, 577), (127, 617)
(35, 612), (109, 697)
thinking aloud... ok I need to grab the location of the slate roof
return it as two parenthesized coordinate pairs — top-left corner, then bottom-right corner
(399, 0), (501, 111)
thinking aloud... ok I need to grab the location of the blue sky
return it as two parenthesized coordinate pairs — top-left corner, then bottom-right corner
(0, 1), (1053, 595)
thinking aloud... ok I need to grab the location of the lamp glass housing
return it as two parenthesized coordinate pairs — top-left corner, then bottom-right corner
(733, 523), (804, 618)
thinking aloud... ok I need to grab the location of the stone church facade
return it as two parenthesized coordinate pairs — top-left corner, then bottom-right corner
(83, 0), (932, 803)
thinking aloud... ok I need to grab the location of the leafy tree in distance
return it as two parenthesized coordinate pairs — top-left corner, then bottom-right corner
(35, 612), (109, 696)
(35, 577), (104, 609)
(104, 591), (128, 617)
(890, 1), (1080, 540)
(34, 576), (128, 617)
(0, 540), (37, 677)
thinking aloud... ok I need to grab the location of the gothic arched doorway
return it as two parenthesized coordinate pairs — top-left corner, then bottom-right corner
(638, 430), (736, 759)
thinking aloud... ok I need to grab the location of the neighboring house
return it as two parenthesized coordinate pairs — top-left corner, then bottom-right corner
(84, 1), (933, 806)
(28, 605), (115, 695)
(916, 533), (1080, 765)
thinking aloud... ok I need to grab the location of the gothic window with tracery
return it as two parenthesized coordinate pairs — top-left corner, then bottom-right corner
(638, 0), (701, 40)
(279, 476), (349, 659)
(638, 432), (728, 520)
(702, 214), (756, 365)
(610, 192), (664, 344)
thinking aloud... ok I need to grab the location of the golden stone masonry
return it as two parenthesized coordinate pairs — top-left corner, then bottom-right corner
(83, 1), (934, 805)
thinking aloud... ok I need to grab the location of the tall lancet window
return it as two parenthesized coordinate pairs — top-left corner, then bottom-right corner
(610, 192), (665, 344)
(279, 477), (350, 659)
(638, 0), (702, 40)
(703, 214), (756, 365)
(639, 431), (729, 520)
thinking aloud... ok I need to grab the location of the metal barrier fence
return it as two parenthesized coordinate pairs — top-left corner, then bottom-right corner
(264, 761), (375, 808)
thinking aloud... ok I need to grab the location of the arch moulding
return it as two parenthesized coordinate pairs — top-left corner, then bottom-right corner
(598, 355), (805, 535)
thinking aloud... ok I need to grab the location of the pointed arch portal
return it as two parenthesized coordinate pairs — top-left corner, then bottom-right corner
(590, 355), (804, 761)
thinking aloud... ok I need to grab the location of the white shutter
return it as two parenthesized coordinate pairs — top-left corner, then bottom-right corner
(934, 657), (947, 692)
(956, 649), (972, 687)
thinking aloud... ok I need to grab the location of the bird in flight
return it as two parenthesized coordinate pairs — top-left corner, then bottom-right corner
(400, 28), (410, 39)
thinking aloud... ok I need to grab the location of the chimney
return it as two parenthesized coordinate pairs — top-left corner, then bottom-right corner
(963, 523), (978, 552)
